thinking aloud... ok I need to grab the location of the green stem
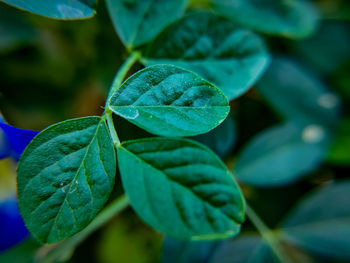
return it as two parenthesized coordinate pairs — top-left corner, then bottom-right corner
(105, 109), (121, 147)
(36, 195), (129, 263)
(105, 50), (142, 106)
(245, 204), (291, 263)
(103, 50), (141, 148)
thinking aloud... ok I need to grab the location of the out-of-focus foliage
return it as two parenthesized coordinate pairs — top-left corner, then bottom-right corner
(0, 0), (350, 262)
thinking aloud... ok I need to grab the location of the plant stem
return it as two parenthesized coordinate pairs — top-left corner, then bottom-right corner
(103, 50), (141, 148)
(36, 195), (129, 263)
(105, 109), (121, 147)
(105, 50), (142, 106)
(245, 204), (292, 263)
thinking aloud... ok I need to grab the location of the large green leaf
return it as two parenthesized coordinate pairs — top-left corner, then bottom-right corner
(1, 0), (96, 19)
(281, 181), (350, 260)
(108, 65), (229, 137)
(209, 235), (277, 263)
(143, 12), (270, 100)
(234, 122), (331, 187)
(105, 0), (186, 48)
(117, 137), (245, 240)
(257, 58), (341, 128)
(210, 0), (319, 39)
(17, 117), (116, 244)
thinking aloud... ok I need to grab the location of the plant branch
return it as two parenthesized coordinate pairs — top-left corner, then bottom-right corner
(245, 203), (292, 263)
(36, 195), (129, 263)
(105, 50), (141, 106)
(105, 109), (121, 147)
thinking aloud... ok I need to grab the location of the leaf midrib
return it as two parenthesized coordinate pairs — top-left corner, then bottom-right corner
(46, 120), (104, 242)
(120, 145), (241, 224)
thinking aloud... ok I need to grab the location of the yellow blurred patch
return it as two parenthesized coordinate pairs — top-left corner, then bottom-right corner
(0, 158), (17, 201)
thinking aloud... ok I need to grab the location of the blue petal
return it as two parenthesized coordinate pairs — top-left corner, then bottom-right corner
(0, 197), (29, 252)
(0, 122), (38, 161)
(0, 131), (10, 159)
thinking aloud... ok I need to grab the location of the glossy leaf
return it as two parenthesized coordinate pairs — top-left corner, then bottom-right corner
(209, 235), (277, 263)
(281, 181), (350, 260)
(17, 117), (116, 244)
(143, 12), (270, 100)
(0, 121), (38, 161)
(257, 58), (341, 128)
(108, 65), (229, 137)
(1, 0), (96, 19)
(211, 0), (319, 39)
(105, 0), (186, 48)
(117, 137), (245, 240)
(234, 123), (331, 187)
(192, 114), (236, 158)
(161, 237), (218, 263)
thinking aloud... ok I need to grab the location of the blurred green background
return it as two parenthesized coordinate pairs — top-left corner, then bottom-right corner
(0, 0), (350, 262)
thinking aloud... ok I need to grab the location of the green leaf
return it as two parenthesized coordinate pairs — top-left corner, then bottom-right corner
(281, 181), (350, 260)
(1, 0), (96, 19)
(234, 122), (331, 187)
(17, 117), (116, 244)
(108, 64), (230, 137)
(105, 0), (186, 48)
(327, 118), (350, 164)
(211, 0), (319, 39)
(117, 137), (245, 240)
(257, 58), (341, 128)
(208, 235), (277, 263)
(192, 114), (236, 158)
(142, 12), (270, 100)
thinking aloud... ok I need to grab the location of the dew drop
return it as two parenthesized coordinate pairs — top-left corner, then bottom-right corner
(302, 125), (325, 144)
(317, 93), (339, 109)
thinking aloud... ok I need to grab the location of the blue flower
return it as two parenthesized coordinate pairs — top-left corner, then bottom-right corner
(0, 198), (29, 252)
(0, 118), (38, 252)
(0, 120), (39, 161)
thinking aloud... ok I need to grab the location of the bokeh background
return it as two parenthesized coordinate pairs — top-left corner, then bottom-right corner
(1, 0), (350, 262)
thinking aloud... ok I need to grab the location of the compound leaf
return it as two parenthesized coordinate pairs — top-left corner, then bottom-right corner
(143, 12), (270, 100)
(17, 117), (116, 244)
(211, 0), (319, 39)
(105, 0), (186, 48)
(117, 137), (245, 240)
(1, 0), (96, 19)
(281, 181), (350, 260)
(108, 64), (229, 137)
(234, 122), (331, 187)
